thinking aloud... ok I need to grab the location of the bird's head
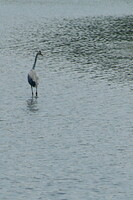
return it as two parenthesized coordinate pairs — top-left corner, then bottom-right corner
(37, 51), (43, 56)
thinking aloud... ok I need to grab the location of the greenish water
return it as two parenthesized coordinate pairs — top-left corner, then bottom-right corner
(0, 1), (133, 200)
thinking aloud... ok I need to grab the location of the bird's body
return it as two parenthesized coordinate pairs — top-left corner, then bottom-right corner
(28, 69), (39, 87)
(28, 51), (43, 97)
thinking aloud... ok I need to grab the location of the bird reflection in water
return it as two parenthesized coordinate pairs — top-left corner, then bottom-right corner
(27, 97), (39, 113)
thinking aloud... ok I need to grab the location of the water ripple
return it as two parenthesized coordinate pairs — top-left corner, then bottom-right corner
(0, 2), (133, 200)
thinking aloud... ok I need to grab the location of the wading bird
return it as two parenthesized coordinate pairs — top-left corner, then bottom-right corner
(28, 51), (43, 97)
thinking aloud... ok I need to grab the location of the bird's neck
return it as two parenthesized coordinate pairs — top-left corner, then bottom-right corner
(32, 54), (38, 69)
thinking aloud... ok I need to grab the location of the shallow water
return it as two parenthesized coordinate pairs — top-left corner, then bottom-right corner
(0, 0), (133, 199)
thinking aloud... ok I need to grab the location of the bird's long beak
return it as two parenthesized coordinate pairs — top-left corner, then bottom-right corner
(41, 52), (43, 56)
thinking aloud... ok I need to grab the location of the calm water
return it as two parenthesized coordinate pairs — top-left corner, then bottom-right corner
(0, 0), (133, 199)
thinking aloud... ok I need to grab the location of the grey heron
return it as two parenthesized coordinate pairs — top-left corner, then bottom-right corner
(28, 51), (43, 97)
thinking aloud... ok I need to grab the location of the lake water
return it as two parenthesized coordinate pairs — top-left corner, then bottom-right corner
(0, 0), (133, 199)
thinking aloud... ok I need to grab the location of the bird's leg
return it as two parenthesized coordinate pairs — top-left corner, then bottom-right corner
(31, 86), (34, 97)
(36, 87), (38, 97)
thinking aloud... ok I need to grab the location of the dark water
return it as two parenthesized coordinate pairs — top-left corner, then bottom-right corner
(0, 0), (133, 199)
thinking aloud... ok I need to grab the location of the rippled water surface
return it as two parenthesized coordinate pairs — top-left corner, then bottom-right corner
(0, 0), (133, 199)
